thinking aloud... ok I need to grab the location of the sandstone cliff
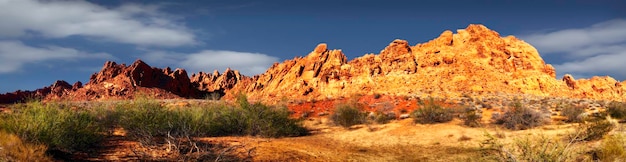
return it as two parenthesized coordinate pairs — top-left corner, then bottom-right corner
(228, 24), (625, 102)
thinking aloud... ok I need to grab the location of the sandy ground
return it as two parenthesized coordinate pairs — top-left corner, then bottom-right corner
(81, 116), (626, 162)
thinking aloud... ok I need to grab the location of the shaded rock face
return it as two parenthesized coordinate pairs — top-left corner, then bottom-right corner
(229, 24), (625, 102)
(68, 60), (201, 100)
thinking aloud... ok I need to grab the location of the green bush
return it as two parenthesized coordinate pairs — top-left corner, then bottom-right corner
(371, 112), (395, 124)
(462, 107), (482, 127)
(0, 101), (107, 151)
(607, 101), (626, 119)
(236, 94), (308, 137)
(330, 104), (366, 127)
(570, 119), (615, 142)
(117, 94), (307, 140)
(561, 105), (585, 123)
(411, 98), (454, 124)
(494, 101), (547, 130)
(116, 98), (177, 144)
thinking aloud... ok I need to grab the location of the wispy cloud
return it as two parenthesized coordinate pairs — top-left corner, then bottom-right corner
(521, 19), (626, 80)
(143, 50), (279, 76)
(0, 0), (197, 47)
(0, 41), (113, 74)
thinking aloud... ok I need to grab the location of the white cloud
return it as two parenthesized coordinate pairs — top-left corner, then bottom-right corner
(522, 19), (626, 56)
(520, 19), (626, 80)
(143, 50), (279, 76)
(0, 41), (113, 73)
(554, 51), (626, 80)
(0, 0), (196, 47)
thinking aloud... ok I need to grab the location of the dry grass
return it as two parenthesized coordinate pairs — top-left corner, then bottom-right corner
(0, 131), (52, 162)
(597, 134), (626, 161)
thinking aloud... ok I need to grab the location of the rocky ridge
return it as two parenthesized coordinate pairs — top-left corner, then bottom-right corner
(228, 24), (625, 102)
(0, 80), (81, 104)
(1, 24), (624, 103)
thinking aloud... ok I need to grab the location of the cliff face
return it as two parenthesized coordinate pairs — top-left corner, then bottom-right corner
(229, 24), (625, 102)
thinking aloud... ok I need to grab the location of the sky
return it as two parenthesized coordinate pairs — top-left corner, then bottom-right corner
(0, 0), (625, 93)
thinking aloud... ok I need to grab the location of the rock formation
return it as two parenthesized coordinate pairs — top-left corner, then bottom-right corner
(228, 24), (625, 102)
(2, 24), (624, 103)
(0, 80), (78, 104)
(190, 68), (250, 95)
(63, 60), (203, 100)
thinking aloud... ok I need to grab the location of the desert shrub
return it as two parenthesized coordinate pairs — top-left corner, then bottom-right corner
(0, 101), (107, 151)
(569, 119), (615, 142)
(494, 101), (547, 130)
(561, 105), (585, 123)
(513, 135), (580, 161)
(372, 112), (395, 124)
(116, 98), (174, 144)
(607, 101), (626, 119)
(461, 107), (482, 127)
(0, 131), (52, 162)
(330, 104), (366, 127)
(597, 134), (626, 161)
(118, 94), (307, 140)
(235, 95), (308, 137)
(480, 133), (581, 162)
(411, 98), (454, 124)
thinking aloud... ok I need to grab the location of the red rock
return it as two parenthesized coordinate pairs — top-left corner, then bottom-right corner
(65, 60), (200, 100)
(0, 80), (74, 103)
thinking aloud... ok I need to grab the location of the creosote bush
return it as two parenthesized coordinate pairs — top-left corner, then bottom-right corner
(494, 101), (547, 130)
(607, 101), (626, 119)
(411, 98), (454, 124)
(561, 105), (585, 123)
(330, 104), (366, 127)
(569, 119), (615, 142)
(117, 94), (308, 143)
(0, 101), (108, 152)
(461, 107), (482, 127)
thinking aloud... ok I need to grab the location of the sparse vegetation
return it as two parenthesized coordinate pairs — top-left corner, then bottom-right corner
(461, 107), (482, 127)
(411, 98), (454, 124)
(494, 101), (547, 130)
(479, 133), (582, 162)
(607, 101), (626, 119)
(330, 104), (366, 127)
(0, 101), (109, 152)
(0, 94), (308, 160)
(569, 119), (615, 142)
(117, 94), (308, 143)
(597, 134), (626, 161)
(561, 105), (585, 123)
(371, 112), (395, 124)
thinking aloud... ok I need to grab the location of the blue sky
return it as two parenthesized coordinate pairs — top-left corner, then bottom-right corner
(0, 0), (625, 93)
